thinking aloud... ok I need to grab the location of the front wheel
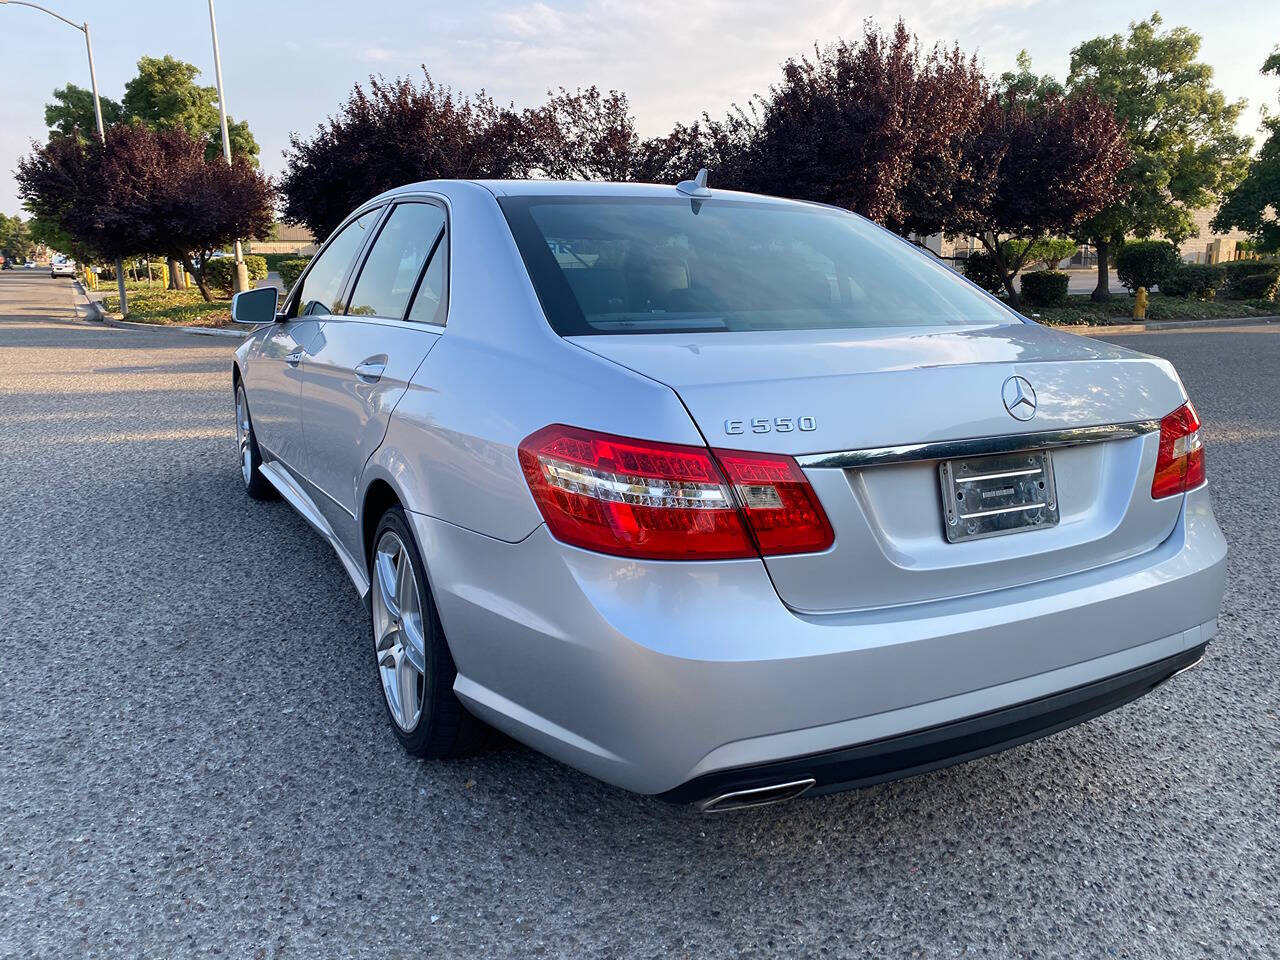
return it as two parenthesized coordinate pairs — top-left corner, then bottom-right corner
(370, 507), (488, 757)
(235, 383), (277, 500)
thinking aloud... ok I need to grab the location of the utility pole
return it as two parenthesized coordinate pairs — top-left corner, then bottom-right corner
(0, 1), (128, 314)
(207, 0), (249, 293)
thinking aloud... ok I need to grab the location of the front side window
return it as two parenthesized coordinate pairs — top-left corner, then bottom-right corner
(500, 197), (1019, 336)
(290, 208), (381, 318)
(347, 203), (445, 319)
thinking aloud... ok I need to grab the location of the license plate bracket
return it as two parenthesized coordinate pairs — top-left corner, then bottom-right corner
(939, 449), (1059, 543)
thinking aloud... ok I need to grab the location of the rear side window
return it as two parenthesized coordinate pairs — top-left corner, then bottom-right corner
(347, 202), (446, 319)
(500, 197), (1018, 336)
(292, 208), (381, 317)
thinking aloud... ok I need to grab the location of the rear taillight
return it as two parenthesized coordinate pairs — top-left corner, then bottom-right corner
(1151, 401), (1205, 499)
(518, 425), (833, 560)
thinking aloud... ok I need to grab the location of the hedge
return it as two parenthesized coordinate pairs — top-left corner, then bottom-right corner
(1115, 241), (1181, 293)
(1220, 260), (1280, 301)
(202, 255), (269, 294)
(277, 257), (312, 290)
(962, 251), (1004, 293)
(1160, 263), (1224, 300)
(1019, 270), (1069, 306)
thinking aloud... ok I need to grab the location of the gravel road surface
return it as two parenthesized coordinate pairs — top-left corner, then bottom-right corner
(1, 273), (1276, 958)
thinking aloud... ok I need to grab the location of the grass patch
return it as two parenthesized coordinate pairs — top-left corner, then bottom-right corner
(102, 286), (232, 327)
(1024, 293), (1274, 326)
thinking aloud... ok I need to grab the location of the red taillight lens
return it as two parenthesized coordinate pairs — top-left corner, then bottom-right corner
(712, 448), (835, 555)
(518, 425), (755, 559)
(1151, 401), (1205, 499)
(518, 425), (833, 560)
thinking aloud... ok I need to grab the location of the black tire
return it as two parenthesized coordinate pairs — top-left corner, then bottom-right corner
(371, 506), (489, 758)
(235, 382), (278, 501)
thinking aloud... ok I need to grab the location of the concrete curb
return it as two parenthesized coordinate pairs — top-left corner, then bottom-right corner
(1047, 315), (1279, 335)
(72, 278), (247, 339)
(101, 316), (249, 339)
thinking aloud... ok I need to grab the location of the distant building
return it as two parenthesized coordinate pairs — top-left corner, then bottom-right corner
(923, 203), (1255, 271)
(246, 223), (318, 257)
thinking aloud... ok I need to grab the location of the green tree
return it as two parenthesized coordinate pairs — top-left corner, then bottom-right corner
(41, 56), (258, 166)
(121, 55), (259, 165)
(0, 214), (34, 262)
(998, 51), (1064, 110)
(44, 84), (124, 139)
(1068, 14), (1253, 300)
(1212, 50), (1280, 252)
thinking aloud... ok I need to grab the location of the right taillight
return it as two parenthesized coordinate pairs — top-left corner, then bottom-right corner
(518, 424), (833, 560)
(1152, 401), (1205, 499)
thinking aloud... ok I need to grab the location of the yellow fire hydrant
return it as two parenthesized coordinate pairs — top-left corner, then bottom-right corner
(1133, 287), (1148, 319)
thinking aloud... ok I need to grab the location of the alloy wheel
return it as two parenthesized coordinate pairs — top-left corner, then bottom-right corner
(372, 530), (428, 731)
(235, 387), (252, 486)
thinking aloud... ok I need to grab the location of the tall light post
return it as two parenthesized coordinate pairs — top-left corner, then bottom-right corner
(0, 0), (128, 315)
(207, 0), (248, 293)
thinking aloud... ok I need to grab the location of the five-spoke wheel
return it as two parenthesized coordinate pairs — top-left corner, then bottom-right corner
(372, 530), (428, 731)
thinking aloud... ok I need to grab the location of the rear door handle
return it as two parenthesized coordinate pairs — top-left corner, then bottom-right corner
(285, 350), (305, 367)
(354, 359), (386, 383)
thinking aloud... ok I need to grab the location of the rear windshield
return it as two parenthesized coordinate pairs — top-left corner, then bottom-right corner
(499, 196), (1018, 336)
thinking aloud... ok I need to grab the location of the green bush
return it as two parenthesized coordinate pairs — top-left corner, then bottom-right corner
(277, 257), (311, 290)
(1019, 270), (1069, 306)
(1115, 241), (1181, 293)
(1160, 263), (1224, 299)
(201, 257), (236, 293)
(202, 255), (271, 293)
(243, 254), (268, 282)
(1220, 260), (1280, 301)
(962, 251), (1005, 293)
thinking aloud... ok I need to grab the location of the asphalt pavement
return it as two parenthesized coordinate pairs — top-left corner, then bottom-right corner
(1, 272), (1276, 959)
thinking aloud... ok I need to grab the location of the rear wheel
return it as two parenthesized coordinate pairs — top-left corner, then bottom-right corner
(370, 507), (488, 757)
(235, 383), (277, 500)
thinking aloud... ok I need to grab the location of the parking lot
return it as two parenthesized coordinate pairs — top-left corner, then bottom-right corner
(1, 271), (1276, 959)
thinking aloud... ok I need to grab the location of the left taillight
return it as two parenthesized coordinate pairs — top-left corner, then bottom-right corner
(518, 424), (833, 560)
(1151, 401), (1206, 499)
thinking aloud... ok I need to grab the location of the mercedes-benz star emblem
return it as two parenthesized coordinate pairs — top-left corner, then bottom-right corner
(1002, 376), (1037, 421)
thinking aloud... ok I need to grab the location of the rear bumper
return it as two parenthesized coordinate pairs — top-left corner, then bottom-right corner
(413, 484), (1227, 797)
(660, 642), (1207, 806)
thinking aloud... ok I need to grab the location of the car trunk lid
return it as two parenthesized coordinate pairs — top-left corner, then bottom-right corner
(570, 323), (1189, 613)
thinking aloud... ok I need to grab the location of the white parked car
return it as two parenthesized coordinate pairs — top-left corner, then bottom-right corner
(50, 258), (76, 278)
(229, 176), (1227, 811)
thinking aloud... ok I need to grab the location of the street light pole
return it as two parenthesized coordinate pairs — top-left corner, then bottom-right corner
(0, 0), (127, 315)
(207, 0), (248, 293)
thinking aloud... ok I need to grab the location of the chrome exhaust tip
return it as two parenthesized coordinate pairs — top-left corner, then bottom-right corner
(697, 778), (816, 814)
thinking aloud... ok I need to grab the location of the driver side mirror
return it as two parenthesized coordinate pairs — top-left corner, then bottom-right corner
(231, 286), (280, 325)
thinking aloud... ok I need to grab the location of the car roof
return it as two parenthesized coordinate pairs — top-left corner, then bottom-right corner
(370, 178), (810, 209)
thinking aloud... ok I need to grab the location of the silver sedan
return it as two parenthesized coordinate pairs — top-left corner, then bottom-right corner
(230, 177), (1226, 811)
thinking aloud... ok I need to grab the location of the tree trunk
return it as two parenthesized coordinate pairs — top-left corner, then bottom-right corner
(168, 258), (186, 290)
(1091, 238), (1111, 302)
(182, 257), (213, 302)
(1003, 272), (1021, 307)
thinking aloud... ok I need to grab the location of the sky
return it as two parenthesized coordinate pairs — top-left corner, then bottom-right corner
(1, 0), (1277, 217)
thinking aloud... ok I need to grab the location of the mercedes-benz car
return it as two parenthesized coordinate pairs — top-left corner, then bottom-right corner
(229, 176), (1226, 812)
(50, 257), (76, 278)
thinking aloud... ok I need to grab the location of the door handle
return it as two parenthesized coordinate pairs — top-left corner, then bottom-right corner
(285, 350), (305, 367)
(354, 359), (386, 383)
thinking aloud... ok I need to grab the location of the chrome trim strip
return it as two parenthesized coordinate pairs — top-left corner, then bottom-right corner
(796, 420), (1160, 470)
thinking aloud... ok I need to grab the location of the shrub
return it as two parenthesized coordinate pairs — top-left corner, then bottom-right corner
(1160, 263), (1224, 299)
(1115, 240), (1181, 292)
(277, 257), (311, 290)
(962, 251), (1005, 293)
(1220, 260), (1280, 301)
(1019, 270), (1069, 306)
(243, 254), (268, 282)
(203, 254), (271, 293)
(201, 257), (236, 293)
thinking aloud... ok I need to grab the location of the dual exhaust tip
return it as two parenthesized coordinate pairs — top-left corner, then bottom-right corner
(697, 778), (816, 814)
